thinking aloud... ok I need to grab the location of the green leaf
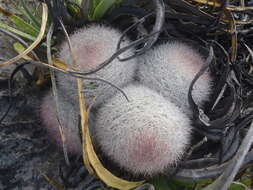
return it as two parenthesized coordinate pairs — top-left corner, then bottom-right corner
(93, 0), (101, 8)
(0, 6), (39, 37)
(19, 0), (41, 29)
(91, 0), (118, 20)
(13, 42), (34, 61)
(0, 22), (36, 41)
(13, 42), (26, 52)
(228, 183), (248, 190)
(67, 2), (82, 18)
(167, 178), (214, 190)
(0, 22), (48, 49)
(9, 14), (39, 37)
(74, 0), (83, 5)
(241, 176), (252, 187)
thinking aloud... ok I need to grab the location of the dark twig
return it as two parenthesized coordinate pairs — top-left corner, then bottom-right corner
(188, 46), (214, 126)
(202, 121), (253, 190)
(117, 0), (165, 61)
(173, 149), (253, 181)
(0, 62), (30, 124)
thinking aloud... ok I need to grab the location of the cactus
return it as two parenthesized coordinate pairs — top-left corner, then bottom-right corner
(40, 90), (82, 154)
(138, 41), (212, 116)
(40, 24), (137, 154)
(57, 24), (137, 108)
(94, 84), (192, 176)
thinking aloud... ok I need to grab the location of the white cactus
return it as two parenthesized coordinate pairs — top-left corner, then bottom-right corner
(138, 41), (212, 116)
(40, 91), (82, 154)
(57, 24), (137, 108)
(94, 84), (192, 176)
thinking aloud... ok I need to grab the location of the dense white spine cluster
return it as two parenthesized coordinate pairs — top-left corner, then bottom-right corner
(40, 25), (137, 153)
(94, 84), (191, 176)
(57, 25), (137, 107)
(138, 42), (212, 115)
(40, 25), (212, 176)
(40, 91), (82, 154)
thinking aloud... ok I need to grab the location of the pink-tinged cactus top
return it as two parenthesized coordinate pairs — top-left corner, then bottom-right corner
(94, 84), (191, 176)
(138, 42), (212, 116)
(56, 24), (137, 107)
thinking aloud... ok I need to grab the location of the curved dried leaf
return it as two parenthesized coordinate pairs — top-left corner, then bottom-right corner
(85, 121), (145, 190)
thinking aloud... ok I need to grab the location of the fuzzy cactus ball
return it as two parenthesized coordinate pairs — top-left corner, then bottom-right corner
(40, 25), (212, 176)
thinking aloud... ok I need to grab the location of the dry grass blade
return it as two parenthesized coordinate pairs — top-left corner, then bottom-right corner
(28, 60), (69, 75)
(78, 80), (95, 175)
(190, 0), (221, 7)
(244, 44), (253, 61)
(226, 6), (253, 11)
(58, 19), (94, 174)
(0, 3), (48, 67)
(47, 23), (70, 166)
(226, 10), (238, 62)
(38, 169), (65, 190)
(53, 59), (70, 70)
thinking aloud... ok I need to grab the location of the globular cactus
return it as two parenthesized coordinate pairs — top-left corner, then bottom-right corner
(57, 24), (137, 108)
(40, 90), (82, 154)
(40, 24), (138, 154)
(137, 41), (212, 116)
(93, 84), (192, 176)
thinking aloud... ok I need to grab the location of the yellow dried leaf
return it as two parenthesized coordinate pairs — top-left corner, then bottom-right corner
(78, 79), (95, 175)
(85, 123), (145, 190)
(189, 0), (221, 7)
(77, 79), (145, 190)
(53, 59), (69, 71)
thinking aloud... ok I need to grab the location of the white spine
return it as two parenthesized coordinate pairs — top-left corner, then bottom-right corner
(138, 42), (212, 115)
(94, 84), (191, 176)
(57, 25), (137, 107)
